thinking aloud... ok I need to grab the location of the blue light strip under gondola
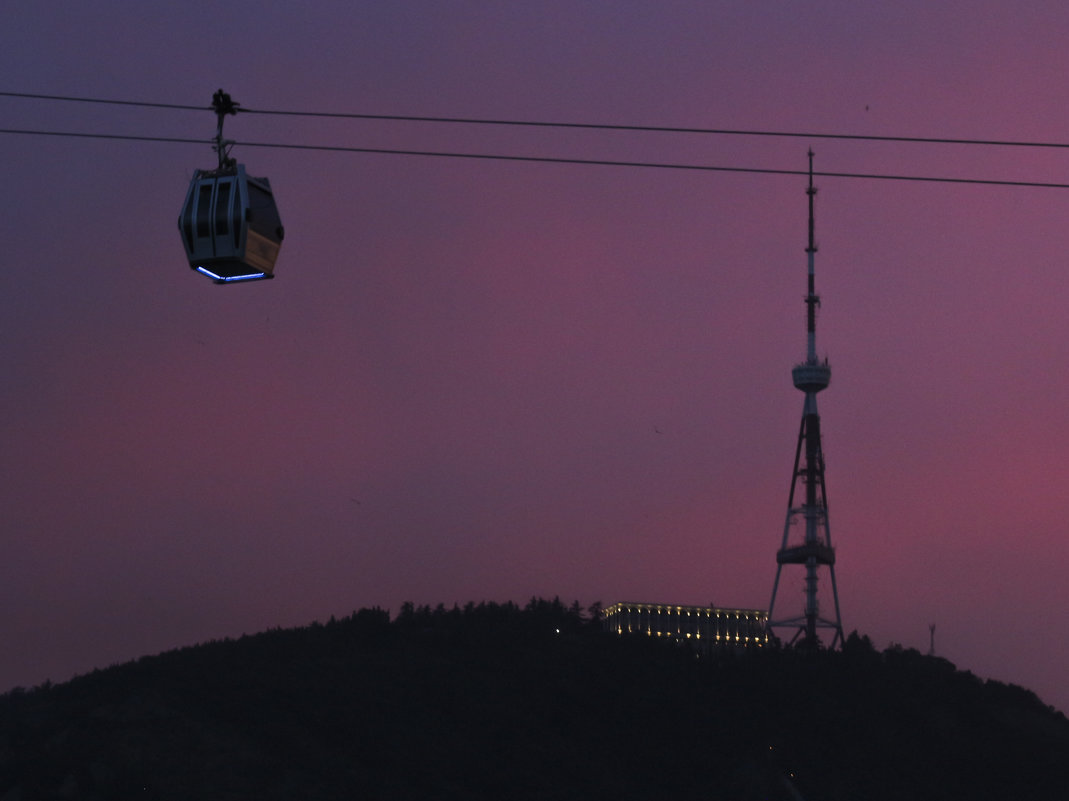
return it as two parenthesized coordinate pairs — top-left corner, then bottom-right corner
(194, 266), (270, 283)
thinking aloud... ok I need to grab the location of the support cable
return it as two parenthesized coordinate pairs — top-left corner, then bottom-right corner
(0, 90), (207, 112)
(2, 126), (1068, 189)
(4, 89), (1069, 151)
(238, 107), (1069, 152)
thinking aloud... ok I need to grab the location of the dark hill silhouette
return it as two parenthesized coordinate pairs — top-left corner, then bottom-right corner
(1, 598), (1066, 800)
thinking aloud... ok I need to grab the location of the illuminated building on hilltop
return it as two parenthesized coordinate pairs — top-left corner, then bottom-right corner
(603, 602), (768, 653)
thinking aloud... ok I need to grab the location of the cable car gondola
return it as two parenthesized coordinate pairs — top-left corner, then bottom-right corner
(179, 163), (284, 283)
(178, 90), (284, 284)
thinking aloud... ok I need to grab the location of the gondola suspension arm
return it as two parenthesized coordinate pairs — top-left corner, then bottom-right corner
(211, 89), (238, 171)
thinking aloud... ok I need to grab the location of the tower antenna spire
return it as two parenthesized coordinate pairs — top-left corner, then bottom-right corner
(767, 151), (845, 649)
(805, 149), (819, 364)
(807, 149), (816, 255)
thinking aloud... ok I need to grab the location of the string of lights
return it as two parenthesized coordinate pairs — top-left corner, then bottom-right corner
(3, 126), (1068, 189)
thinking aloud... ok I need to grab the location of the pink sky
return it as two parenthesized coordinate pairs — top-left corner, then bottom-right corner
(2, 2), (1067, 714)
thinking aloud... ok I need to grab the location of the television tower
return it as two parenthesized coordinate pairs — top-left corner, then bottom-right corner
(767, 151), (844, 649)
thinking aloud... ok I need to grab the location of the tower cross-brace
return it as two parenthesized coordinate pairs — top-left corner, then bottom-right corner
(767, 151), (845, 649)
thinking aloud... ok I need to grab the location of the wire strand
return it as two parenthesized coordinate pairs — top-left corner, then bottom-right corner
(0, 128), (211, 145)
(0, 90), (207, 112)
(2, 127), (1066, 189)
(0, 128), (210, 145)
(5, 89), (1069, 151)
(238, 108), (1069, 151)
(234, 140), (1069, 188)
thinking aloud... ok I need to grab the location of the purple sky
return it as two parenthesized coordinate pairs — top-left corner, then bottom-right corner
(3, 2), (1068, 714)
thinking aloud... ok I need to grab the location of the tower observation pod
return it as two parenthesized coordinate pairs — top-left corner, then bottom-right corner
(178, 90), (284, 283)
(767, 151), (844, 649)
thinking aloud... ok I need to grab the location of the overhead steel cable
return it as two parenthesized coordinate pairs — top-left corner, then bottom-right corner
(2, 126), (1068, 189)
(5, 89), (1069, 151)
(235, 139), (1069, 187)
(239, 107), (1069, 152)
(0, 128), (210, 146)
(0, 90), (208, 112)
